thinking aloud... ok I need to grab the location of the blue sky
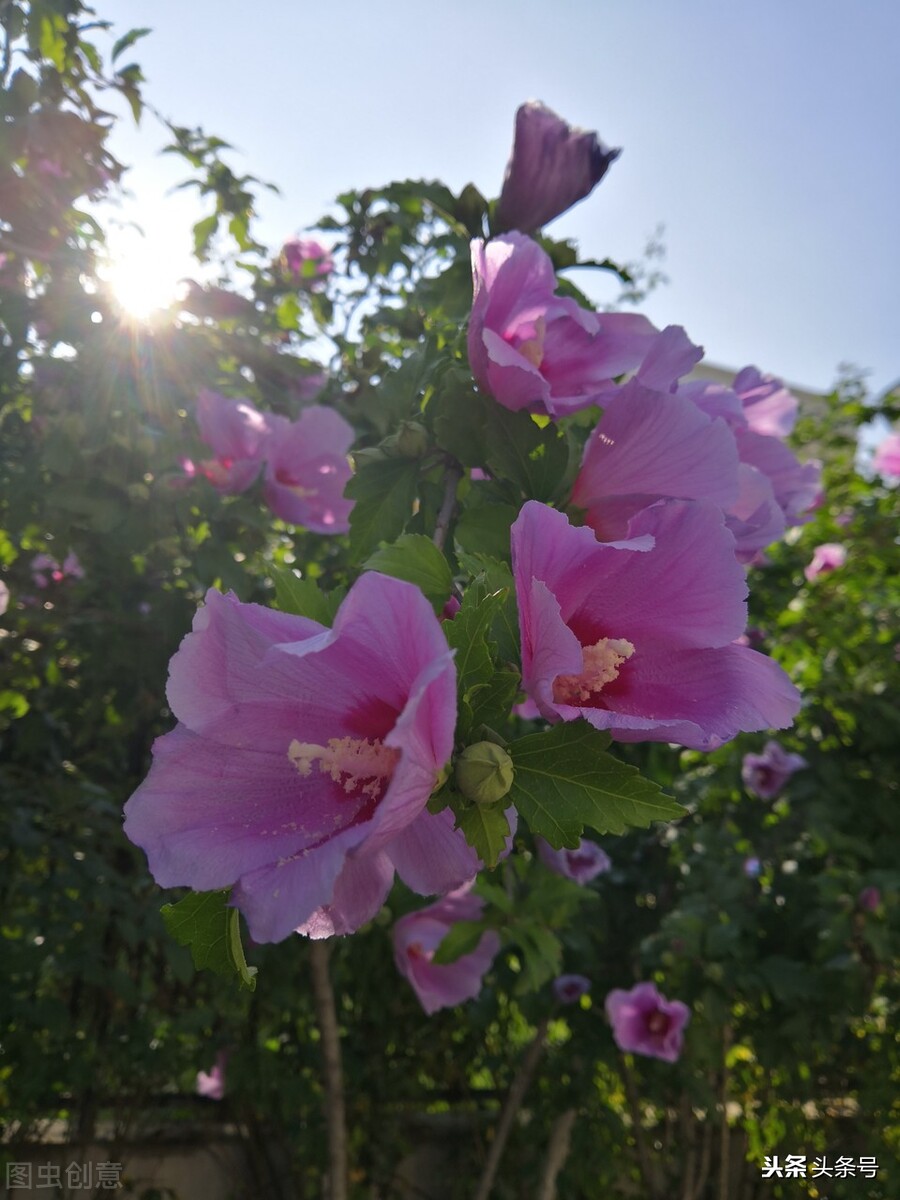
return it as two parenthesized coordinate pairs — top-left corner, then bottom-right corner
(105, 0), (898, 397)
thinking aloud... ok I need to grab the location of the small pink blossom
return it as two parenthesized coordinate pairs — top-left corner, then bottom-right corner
(553, 974), (591, 1004)
(605, 982), (690, 1062)
(873, 432), (900, 480)
(124, 574), (477, 943)
(857, 885), (881, 912)
(741, 741), (808, 799)
(263, 407), (354, 533)
(804, 542), (847, 582)
(393, 886), (500, 1015)
(731, 367), (799, 439)
(536, 837), (611, 884)
(496, 101), (620, 234)
(468, 233), (658, 418)
(196, 1050), (228, 1100)
(281, 238), (333, 287)
(31, 551), (84, 589)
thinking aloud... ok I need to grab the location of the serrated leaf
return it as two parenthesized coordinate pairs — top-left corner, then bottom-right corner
(469, 670), (520, 732)
(270, 566), (343, 625)
(485, 406), (571, 502)
(346, 458), (419, 562)
(508, 721), (683, 848)
(512, 924), (562, 993)
(112, 26), (152, 63)
(161, 891), (257, 990)
(456, 803), (511, 869)
(458, 557), (520, 665)
(431, 919), (487, 966)
(364, 533), (452, 608)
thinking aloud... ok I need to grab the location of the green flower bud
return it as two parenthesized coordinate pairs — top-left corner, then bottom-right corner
(455, 742), (514, 806)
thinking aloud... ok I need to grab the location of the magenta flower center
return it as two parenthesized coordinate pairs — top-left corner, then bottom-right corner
(288, 736), (400, 801)
(553, 637), (635, 705)
(646, 1009), (671, 1036)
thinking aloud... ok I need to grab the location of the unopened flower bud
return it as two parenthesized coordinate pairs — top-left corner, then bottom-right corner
(455, 742), (514, 806)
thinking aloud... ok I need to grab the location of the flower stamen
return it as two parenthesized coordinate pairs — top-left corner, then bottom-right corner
(553, 636), (635, 705)
(288, 735), (400, 800)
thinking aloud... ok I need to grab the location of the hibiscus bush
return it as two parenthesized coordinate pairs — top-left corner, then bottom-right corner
(2, 6), (899, 1199)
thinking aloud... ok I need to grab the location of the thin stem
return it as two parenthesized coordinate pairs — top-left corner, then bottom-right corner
(473, 1015), (550, 1200)
(309, 942), (348, 1200)
(432, 459), (463, 552)
(535, 1107), (576, 1200)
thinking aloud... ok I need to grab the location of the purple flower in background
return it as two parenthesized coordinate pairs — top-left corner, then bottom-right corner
(553, 974), (591, 1004)
(858, 885), (882, 912)
(873, 432), (900, 479)
(743, 856), (762, 878)
(804, 542), (847, 582)
(732, 367), (799, 439)
(281, 238), (333, 287)
(741, 740), (808, 799)
(468, 233), (657, 418)
(605, 982), (690, 1062)
(496, 100), (620, 234)
(263, 407), (354, 533)
(31, 551), (84, 589)
(123, 573), (478, 944)
(511, 500), (800, 750)
(196, 1050), (228, 1100)
(393, 886), (500, 1014)
(194, 389), (270, 493)
(536, 837), (611, 884)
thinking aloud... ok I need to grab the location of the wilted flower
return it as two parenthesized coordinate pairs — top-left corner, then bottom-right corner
(858, 885), (881, 912)
(281, 238), (333, 287)
(872, 432), (900, 480)
(741, 740), (808, 799)
(263, 407), (354, 533)
(193, 389), (270, 493)
(536, 837), (611, 884)
(496, 100), (620, 234)
(196, 1050), (228, 1100)
(553, 974), (591, 1004)
(393, 886), (500, 1014)
(468, 233), (657, 418)
(605, 982), (690, 1062)
(123, 574), (480, 943)
(511, 499), (800, 750)
(804, 542), (847, 582)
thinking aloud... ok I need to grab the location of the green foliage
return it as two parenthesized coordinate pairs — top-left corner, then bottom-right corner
(509, 721), (684, 846)
(161, 890), (257, 990)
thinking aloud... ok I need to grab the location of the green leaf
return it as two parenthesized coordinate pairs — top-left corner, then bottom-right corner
(458, 557), (520, 665)
(456, 803), (511, 869)
(431, 919), (487, 966)
(469, 670), (521, 734)
(161, 891), (257, 990)
(455, 497), (518, 562)
(112, 26), (152, 63)
(270, 566), (343, 625)
(364, 533), (452, 608)
(192, 214), (219, 260)
(432, 386), (490, 466)
(508, 721), (683, 848)
(346, 458), (419, 562)
(485, 407), (572, 502)
(512, 924), (562, 993)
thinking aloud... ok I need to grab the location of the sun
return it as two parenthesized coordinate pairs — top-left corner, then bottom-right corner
(100, 224), (190, 321)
